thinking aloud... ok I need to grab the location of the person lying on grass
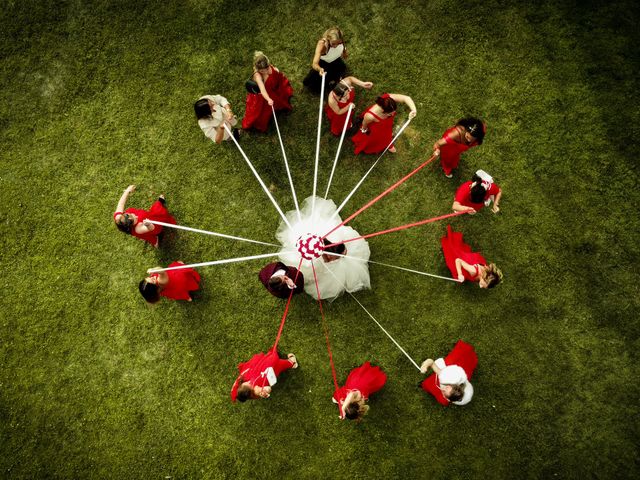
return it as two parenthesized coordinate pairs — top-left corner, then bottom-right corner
(420, 340), (478, 406)
(440, 225), (503, 289)
(231, 350), (298, 402)
(332, 362), (386, 421)
(113, 184), (175, 248)
(139, 262), (201, 303)
(452, 170), (502, 215)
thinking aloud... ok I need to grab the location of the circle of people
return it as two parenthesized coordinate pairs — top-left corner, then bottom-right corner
(112, 27), (505, 421)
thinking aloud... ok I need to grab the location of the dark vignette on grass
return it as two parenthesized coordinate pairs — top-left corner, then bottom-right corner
(0, 0), (638, 478)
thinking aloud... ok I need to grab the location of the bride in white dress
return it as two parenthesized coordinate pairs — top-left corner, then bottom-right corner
(276, 196), (371, 300)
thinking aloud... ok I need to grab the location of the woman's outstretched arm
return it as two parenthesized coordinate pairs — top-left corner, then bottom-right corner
(114, 185), (135, 217)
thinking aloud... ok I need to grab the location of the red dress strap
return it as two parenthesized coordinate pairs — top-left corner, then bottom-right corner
(443, 128), (458, 143)
(472, 265), (480, 280)
(365, 106), (384, 121)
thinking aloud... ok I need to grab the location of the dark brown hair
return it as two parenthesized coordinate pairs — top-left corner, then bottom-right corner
(447, 384), (465, 402)
(323, 239), (346, 255)
(470, 173), (487, 203)
(267, 275), (290, 296)
(456, 117), (486, 144)
(236, 383), (252, 403)
(115, 214), (134, 234)
(333, 81), (350, 98)
(138, 280), (160, 303)
(194, 99), (212, 119)
(375, 95), (397, 113)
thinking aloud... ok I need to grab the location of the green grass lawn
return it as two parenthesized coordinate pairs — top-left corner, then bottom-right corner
(1, 0), (638, 478)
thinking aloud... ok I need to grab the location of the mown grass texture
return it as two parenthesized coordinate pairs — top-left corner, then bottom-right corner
(0, 0), (638, 478)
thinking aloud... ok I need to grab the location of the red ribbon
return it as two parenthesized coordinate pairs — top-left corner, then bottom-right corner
(323, 154), (438, 240)
(325, 210), (469, 248)
(311, 262), (340, 395)
(271, 257), (304, 353)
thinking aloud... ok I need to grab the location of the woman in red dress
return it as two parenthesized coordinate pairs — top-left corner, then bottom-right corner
(139, 261), (201, 303)
(351, 93), (417, 155)
(230, 350), (298, 402)
(113, 185), (176, 248)
(432, 117), (486, 177)
(441, 225), (502, 288)
(325, 76), (373, 136)
(332, 362), (387, 421)
(452, 170), (502, 215)
(419, 340), (478, 406)
(242, 51), (293, 132)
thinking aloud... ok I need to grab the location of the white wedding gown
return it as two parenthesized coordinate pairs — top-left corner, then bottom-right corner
(276, 196), (371, 300)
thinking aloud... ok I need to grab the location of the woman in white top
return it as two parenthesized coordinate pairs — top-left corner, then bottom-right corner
(419, 340), (478, 406)
(303, 27), (348, 94)
(194, 94), (240, 144)
(421, 358), (473, 405)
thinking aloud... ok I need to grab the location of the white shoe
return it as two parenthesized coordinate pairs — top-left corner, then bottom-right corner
(287, 353), (298, 368)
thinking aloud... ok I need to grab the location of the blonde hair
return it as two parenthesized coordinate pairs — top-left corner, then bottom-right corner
(484, 263), (503, 288)
(253, 51), (270, 71)
(323, 27), (344, 43)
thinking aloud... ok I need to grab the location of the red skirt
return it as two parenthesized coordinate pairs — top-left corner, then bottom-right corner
(333, 362), (387, 402)
(441, 225), (486, 281)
